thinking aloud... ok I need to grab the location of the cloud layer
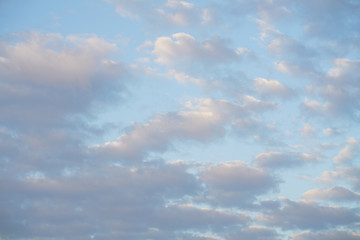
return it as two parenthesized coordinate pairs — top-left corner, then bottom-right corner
(1, 0), (360, 239)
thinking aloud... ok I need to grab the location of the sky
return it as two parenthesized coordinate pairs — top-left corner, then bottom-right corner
(0, 0), (360, 239)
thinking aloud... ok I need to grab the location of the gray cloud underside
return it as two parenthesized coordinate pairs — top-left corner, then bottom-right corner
(290, 230), (360, 240)
(257, 198), (360, 230)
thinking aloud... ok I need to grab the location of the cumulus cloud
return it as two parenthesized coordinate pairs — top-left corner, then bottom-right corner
(254, 17), (320, 79)
(0, 162), (205, 240)
(2, 1), (360, 239)
(333, 137), (360, 165)
(95, 97), (275, 163)
(254, 77), (294, 99)
(257, 198), (360, 230)
(304, 59), (360, 119)
(302, 186), (360, 202)
(253, 151), (317, 169)
(152, 32), (246, 67)
(300, 123), (316, 137)
(290, 230), (360, 240)
(199, 161), (279, 207)
(0, 32), (125, 129)
(317, 167), (360, 191)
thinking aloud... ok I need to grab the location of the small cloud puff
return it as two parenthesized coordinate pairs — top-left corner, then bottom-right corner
(254, 77), (294, 99)
(253, 151), (317, 170)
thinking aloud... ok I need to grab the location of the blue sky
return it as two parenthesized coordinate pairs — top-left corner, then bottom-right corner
(1, 0), (360, 239)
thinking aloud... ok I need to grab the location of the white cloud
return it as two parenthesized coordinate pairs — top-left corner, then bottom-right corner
(254, 77), (294, 99)
(95, 97), (275, 163)
(327, 58), (360, 82)
(303, 98), (328, 116)
(333, 137), (360, 165)
(253, 151), (317, 169)
(0, 32), (125, 129)
(94, 98), (239, 161)
(302, 186), (360, 202)
(304, 59), (360, 118)
(317, 167), (360, 191)
(0, 32), (117, 87)
(199, 161), (279, 207)
(300, 123), (316, 137)
(2, 1), (360, 239)
(152, 33), (243, 66)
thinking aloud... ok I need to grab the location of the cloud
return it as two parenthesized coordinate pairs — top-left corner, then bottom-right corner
(154, 204), (249, 231)
(327, 58), (360, 84)
(254, 77), (294, 99)
(333, 137), (360, 165)
(231, 117), (276, 139)
(256, 0), (292, 23)
(267, 35), (314, 60)
(252, 0), (360, 43)
(199, 161), (279, 207)
(95, 97), (275, 163)
(168, 69), (206, 86)
(105, 0), (213, 27)
(157, 0), (213, 27)
(302, 186), (360, 202)
(227, 226), (281, 240)
(290, 230), (360, 240)
(297, 0), (360, 40)
(257, 198), (360, 230)
(304, 59), (360, 119)
(323, 127), (342, 137)
(300, 123), (316, 137)
(253, 151), (317, 169)
(0, 162), (204, 240)
(254, 17), (320, 79)
(152, 32), (245, 67)
(0, 32), (125, 129)
(177, 236), (221, 240)
(302, 98), (328, 116)
(317, 167), (360, 191)
(104, 0), (154, 19)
